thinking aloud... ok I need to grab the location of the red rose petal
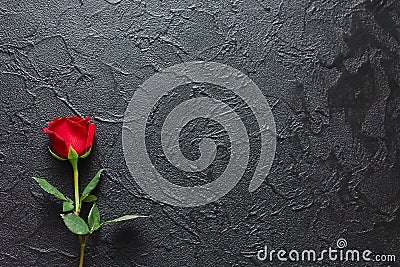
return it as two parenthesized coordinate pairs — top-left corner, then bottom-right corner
(43, 128), (69, 158)
(67, 116), (84, 122)
(49, 118), (88, 156)
(47, 117), (62, 128)
(45, 116), (96, 158)
(85, 122), (96, 149)
(68, 116), (90, 126)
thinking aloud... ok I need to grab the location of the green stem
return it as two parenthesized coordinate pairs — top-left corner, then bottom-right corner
(79, 235), (86, 267)
(70, 159), (80, 214)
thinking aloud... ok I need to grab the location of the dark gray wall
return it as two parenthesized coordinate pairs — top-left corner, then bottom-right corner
(0, 0), (399, 266)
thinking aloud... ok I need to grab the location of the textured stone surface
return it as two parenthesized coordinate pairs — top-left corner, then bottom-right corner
(0, 0), (399, 266)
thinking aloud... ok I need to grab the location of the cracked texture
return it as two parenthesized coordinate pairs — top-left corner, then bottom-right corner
(0, 0), (399, 266)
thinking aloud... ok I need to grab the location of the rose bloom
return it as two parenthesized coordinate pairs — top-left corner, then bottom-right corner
(43, 116), (96, 159)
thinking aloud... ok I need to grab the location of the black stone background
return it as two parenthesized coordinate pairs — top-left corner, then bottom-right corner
(0, 0), (399, 266)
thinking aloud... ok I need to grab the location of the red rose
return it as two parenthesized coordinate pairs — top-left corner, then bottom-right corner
(43, 116), (96, 159)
